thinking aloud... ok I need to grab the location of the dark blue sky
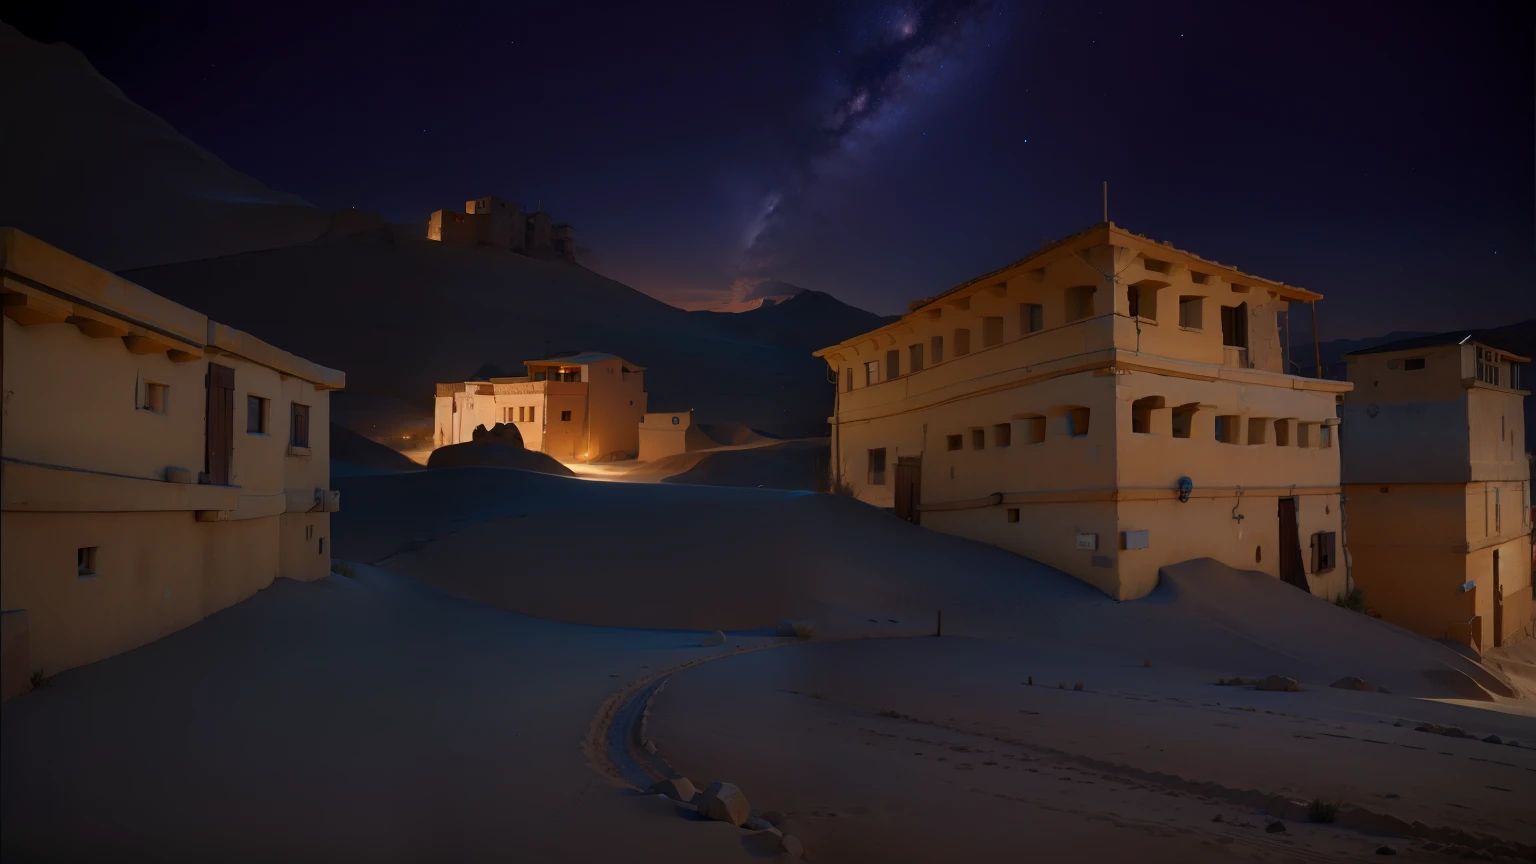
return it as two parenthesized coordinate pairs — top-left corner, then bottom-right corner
(14, 0), (1535, 335)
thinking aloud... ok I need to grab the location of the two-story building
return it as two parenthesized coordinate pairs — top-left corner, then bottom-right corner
(814, 222), (1351, 601)
(1, 229), (343, 699)
(434, 352), (647, 462)
(1342, 333), (1532, 652)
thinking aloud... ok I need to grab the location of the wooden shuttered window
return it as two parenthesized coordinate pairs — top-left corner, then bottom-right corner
(291, 403), (311, 448)
(204, 364), (235, 485)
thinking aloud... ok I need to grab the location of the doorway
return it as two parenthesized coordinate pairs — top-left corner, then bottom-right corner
(1493, 550), (1503, 647)
(204, 363), (235, 485)
(1277, 497), (1308, 591)
(894, 456), (922, 525)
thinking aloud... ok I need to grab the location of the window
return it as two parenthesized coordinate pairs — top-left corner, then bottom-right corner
(930, 335), (944, 363)
(1297, 422), (1312, 448)
(1247, 417), (1269, 446)
(887, 349), (901, 380)
(1274, 419), (1290, 447)
(1128, 284), (1158, 321)
(1020, 303), (1043, 334)
(1220, 303), (1248, 348)
(1312, 531), (1337, 573)
(865, 360), (879, 386)
(1178, 296), (1203, 329)
(1019, 415), (1046, 444)
(1404, 357), (1425, 371)
(982, 316), (1003, 347)
(909, 343), (925, 374)
(946, 434), (963, 451)
(1066, 407), (1090, 438)
(1006, 508), (1020, 523)
(1065, 286), (1095, 322)
(560, 410), (572, 421)
(290, 403), (311, 448)
(1215, 415), (1241, 444)
(868, 448), (887, 485)
(528, 406), (536, 424)
(246, 395), (268, 433)
(993, 423), (1011, 447)
(1172, 404), (1197, 439)
(844, 368), (853, 392)
(1132, 396), (1164, 434)
(77, 546), (98, 578)
(1320, 425), (1333, 449)
(141, 381), (168, 414)
(971, 428), (986, 450)
(954, 328), (971, 356)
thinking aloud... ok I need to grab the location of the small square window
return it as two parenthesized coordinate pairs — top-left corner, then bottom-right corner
(981, 316), (1004, 347)
(560, 410), (572, 421)
(1066, 407), (1090, 438)
(868, 448), (887, 485)
(971, 428), (985, 450)
(865, 360), (880, 386)
(946, 434), (963, 451)
(1178, 296), (1203, 329)
(1404, 357), (1425, 371)
(1020, 416), (1046, 444)
(1020, 303), (1043, 334)
(1006, 508), (1020, 523)
(77, 546), (98, 578)
(246, 395), (268, 433)
(142, 382), (168, 414)
(528, 406), (536, 424)
(1321, 425), (1333, 449)
(993, 423), (1011, 447)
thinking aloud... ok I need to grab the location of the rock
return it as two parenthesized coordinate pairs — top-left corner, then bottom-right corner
(746, 816), (776, 832)
(780, 834), (805, 858)
(701, 630), (727, 647)
(1265, 820), (1287, 833)
(471, 421), (525, 448)
(1211, 814), (1224, 822)
(1375, 845), (1396, 856)
(1483, 734), (1502, 745)
(649, 777), (696, 802)
(698, 781), (751, 827)
(1440, 726), (1473, 739)
(644, 741), (657, 754)
(1216, 676), (1256, 686)
(776, 619), (816, 638)
(1506, 740), (1521, 748)
(1330, 676), (1378, 692)
(1256, 675), (1301, 692)
(761, 810), (785, 826)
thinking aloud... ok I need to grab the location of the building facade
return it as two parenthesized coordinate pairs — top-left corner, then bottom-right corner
(434, 352), (647, 462)
(814, 223), (1350, 601)
(425, 195), (576, 262)
(1, 229), (344, 699)
(1342, 334), (1532, 652)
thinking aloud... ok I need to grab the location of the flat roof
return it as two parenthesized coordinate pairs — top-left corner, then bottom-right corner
(523, 352), (644, 370)
(1347, 329), (1531, 362)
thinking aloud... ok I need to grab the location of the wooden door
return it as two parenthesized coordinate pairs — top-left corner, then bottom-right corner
(1493, 550), (1503, 647)
(894, 456), (922, 525)
(205, 363), (235, 485)
(1277, 497), (1308, 591)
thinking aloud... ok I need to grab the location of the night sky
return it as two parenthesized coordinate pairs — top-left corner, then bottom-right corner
(13, 0), (1535, 336)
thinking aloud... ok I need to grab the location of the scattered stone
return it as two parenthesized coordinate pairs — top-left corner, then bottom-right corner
(1257, 675), (1301, 692)
(780, 834), (804, 858)
(1330, 676), (1379, 692)
(698, 782), (751, 827)
(1265, 820), (1287, 834)
(1482, 735), (1502, 745)
(1506, 740), (1522, 748)
(1217, 677), (1257, 686)
(1211, 814), (1224, 823)
(644, 741), (657, 754)
(776, 619), (816, 638)
(746, 816), (776, 832)
(761, 810), (785, 826)
(649, 777), (696, 802)
(1375, 845), (1396, 856)
(701, 630), (727, 648)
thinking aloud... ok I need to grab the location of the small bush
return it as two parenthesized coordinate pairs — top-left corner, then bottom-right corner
(1073, 681), (1084, 691)
(1306, 798), (1340, 824)
(1333, 587), (1366, 613)
(813, 452), (857, 497)
(330, 561), (357, 578)
(29, 668), (51, 690)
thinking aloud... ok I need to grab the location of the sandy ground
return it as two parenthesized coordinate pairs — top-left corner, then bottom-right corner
(0, 565), (778, 862)
(5, 465), (1533, 862)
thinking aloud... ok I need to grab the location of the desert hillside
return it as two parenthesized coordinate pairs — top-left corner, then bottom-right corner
(0, 22), (330, 270)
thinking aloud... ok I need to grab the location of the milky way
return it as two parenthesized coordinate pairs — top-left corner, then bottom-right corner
(734, 0), (1003, 299)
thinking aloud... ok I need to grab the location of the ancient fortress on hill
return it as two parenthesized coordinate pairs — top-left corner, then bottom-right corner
(426, 195), (576, 262)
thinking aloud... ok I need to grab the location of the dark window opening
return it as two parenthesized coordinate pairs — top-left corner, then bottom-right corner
(77, 546), (98, 578)
(868, 448), (887, 485)
(290, 403), (311, 448)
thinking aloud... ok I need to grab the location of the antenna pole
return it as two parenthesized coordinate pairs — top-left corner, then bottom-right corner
(1310, 300), (1323, 378)
(1102, 181), (1108, 223)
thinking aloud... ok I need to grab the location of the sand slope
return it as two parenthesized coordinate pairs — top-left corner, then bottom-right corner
(0, 23), (329, 271)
